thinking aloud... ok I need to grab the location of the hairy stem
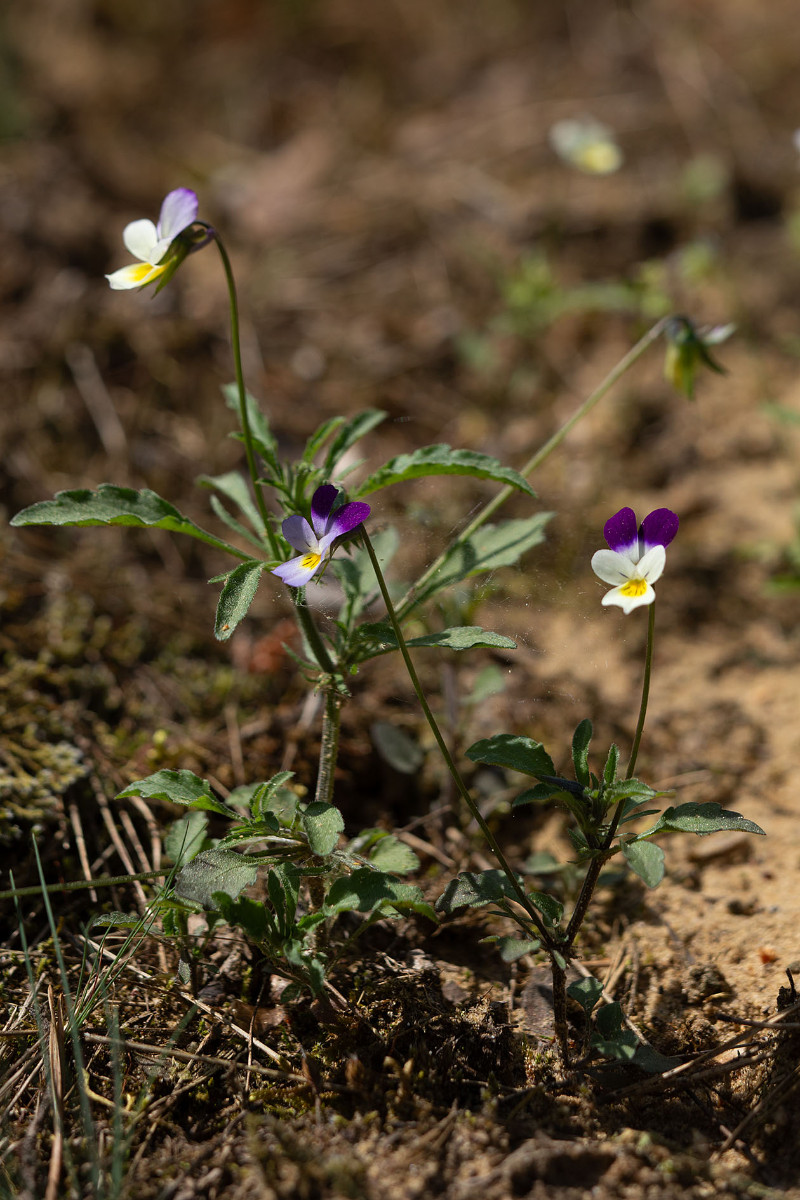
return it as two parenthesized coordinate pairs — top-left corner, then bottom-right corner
(361, 529), (551, 945)
(293, 592), (337, 675)
(396, 317), (669, 622)
(314, 688), (342, 808)
(214, 235), (281, 559)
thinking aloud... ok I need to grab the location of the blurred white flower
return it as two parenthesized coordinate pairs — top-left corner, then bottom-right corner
(549, 118), (623, 175)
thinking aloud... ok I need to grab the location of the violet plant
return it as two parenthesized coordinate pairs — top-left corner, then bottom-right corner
(10, 188), (756, 1053)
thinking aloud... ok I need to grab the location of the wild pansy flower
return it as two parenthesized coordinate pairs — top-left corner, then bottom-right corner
(591, 507), (679, 614)
(106, 188), (201, 291)
(272, 484), (370, 588)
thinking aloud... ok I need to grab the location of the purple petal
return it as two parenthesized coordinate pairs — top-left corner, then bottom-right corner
(310, 484), (339, 536)
(604, 507), (638, 554)
(272, 553), (321, 588)
(157, 189), (199, 242)
(639, 508), (679, 551)
(326, 501), (370, 540)
(281, 514), (315, 553)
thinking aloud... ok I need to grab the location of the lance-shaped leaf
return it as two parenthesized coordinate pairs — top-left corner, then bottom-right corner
(571, 719), (593, 788)
(198, 471), (266, 539)
(175, 848), (259, 907)
(354, 445), (537, 499)
(466, 734), (556, 779)
(117, 769), (238, 818)
(322, 409), (386, 474)
(359, 624), (516, 655)
(11, 484), (250, 560)
(324, 867), (435, 921)
(213, 560), (264, 640)
(436, 868), (522, 914)
(222, 383), (281, 477)
(411, 514), (552, 607)
(484, 936), (541, 963)
(639, 802), (765, 840)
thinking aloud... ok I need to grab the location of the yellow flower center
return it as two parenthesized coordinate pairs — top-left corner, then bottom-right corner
(301, 552), (322, 570)
(620, 577), (647, 598)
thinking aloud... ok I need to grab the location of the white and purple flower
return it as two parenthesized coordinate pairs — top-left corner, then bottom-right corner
(272, 484), (370, 588)
(106, 188), (200, 290)
(591, 506), (679, 614)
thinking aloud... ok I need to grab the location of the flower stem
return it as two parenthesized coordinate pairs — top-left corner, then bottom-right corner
(361, 529), (551, 944)
(315, 688), (342, 807)
(214, 234), (281, 560)
(293, 592), (337, 676)
(625, 599), (655, 780)
(395, 317), (669, 623)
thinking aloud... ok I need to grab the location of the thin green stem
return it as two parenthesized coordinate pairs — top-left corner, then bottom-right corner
(0, 869), (169, 902)
(293, 591), (337, 675)
(396, 317), (669, 622)
(361, 529), (551, 946)
(625, 600), (655, 781)
(214, 234), (281, 560)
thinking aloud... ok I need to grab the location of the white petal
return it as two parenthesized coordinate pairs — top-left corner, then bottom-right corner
(105, 262), (166, 290)
(601, 582), (655, 614)
(591, 549), (633, 586)
(637, 544), (666, 584)
(122, 219), (159, 262)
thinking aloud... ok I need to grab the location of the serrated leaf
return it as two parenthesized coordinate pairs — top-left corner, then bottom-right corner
(117, 769), (236, 818)
(571, 719), (593, 787)
(435, 869), (520, 914)
(640, 802), (765, 839)
(164, 812), (210, 866)
(466, 734), (556, 779)
(621, 839), (665, 888)
(198, 471), (265, 537)
(412, 514), (553, 606)
(11, 485), (250, 559)
(302, 802), (345, 856)
(324, 867), (435, 920)
(175, 848), (258, 907)
(323, 409), (387, 475)
(214, 560), (264, 640)
(354, 445), (537, 499)
(567, 976), (604, 1015)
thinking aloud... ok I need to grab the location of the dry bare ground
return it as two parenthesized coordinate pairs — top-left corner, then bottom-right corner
(3, 1), (800, 1196)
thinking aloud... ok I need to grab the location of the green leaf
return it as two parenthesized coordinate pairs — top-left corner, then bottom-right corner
(513, 783), (563, 807)
(621, 839), (665, 888)
(11, 485), (251, 560)
(198, 471), (265, 538)
(208, 494), (265, 551)
(603, 743), (620, 786)
(571, 719), (593, 788)
(213, 893), (270, 942)
(567, 976), (604, 1015)
(367, 834), (419, 875)
(528, 890), (563, 927)
(361, 624), (516, 655)
(640, 802), (766, 840)
(435, 869), (521, 914)
(411, 514), (553, 606)
(466, 734), (556, 779)
(164, 812), (211, 866)
(302, 415), (345, 464)
(175, 848), (258, 907)
(214, 560), (264, 640)
(485, 936), (541, 963)
(354, 445), (537, 499)
(222, 384), (281, 477)
(117, 769), (236, 818)
(266, 863), (301, 938)
(302, 801), (345, 856)
(324, 867), (436, 921)
(323, 409), (387, 475)
(335, 526), (399, 618)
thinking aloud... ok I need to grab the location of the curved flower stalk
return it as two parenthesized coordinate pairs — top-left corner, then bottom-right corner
(106, 188), (204, 290)
(591, 506), (678, 614)
(272, 485), (370, 588)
